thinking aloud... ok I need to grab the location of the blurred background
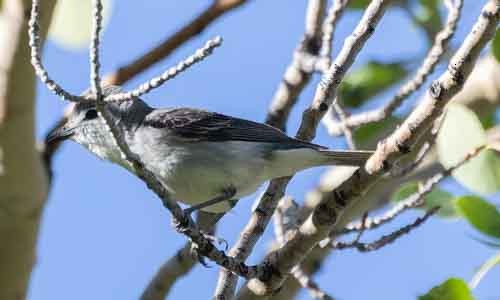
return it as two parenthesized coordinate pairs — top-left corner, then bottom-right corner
(24, 0), (500, 299)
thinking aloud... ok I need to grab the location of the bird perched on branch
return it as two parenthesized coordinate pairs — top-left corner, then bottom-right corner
(48, 86), (372, 215)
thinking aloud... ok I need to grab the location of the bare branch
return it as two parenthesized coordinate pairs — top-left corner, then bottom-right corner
(265, 0), (327, 130)
(104, 0), (248, 85)
(324, 0), (463, 136)
(90, 0), (104, 99)
(140, 212), (220, 300)
(390, 112), (446, 177)
(28, 0), (81, 102)
(331, 207), (438, 252)
(469, 252), (500, 289)
(297, 0), (391, 142)
(269, 54), (500, 300)
(274, 198), (334, 300)
(291, 267), (335, 300)
(332, 100), (357, 149)
(237, 0), (393, 292)
(320, 0), (350, 58)
(105, 37), (223, 102)
(238, 2), (499, 297)
(364, 1), (495, 174)
(339, 142), (485, 236)
(214, 1), (329, 298)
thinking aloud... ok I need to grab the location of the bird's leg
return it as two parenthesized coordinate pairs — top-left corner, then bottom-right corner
(183, 187), (237, 215)
(188, 211), (228, 266)
(181, 188), (236, 266)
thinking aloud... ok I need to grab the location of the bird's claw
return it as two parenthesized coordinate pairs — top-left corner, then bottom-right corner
(189, 231), (228, 267)
(201, 231), (228, 251)
(189, 242), (209, 267)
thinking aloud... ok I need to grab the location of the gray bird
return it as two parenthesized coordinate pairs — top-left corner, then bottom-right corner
(48, 86), (372, 214)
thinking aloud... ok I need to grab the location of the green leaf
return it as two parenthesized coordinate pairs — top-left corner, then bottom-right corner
(456, 196), (500, 239)
(347, 0), (371, 9)
(437, 104), (500, 195)
(353, 116), (400, 149)
(479, 110), (496, 129)
(492, 28), (500, 62)
(426, 189), (457, 218)
(419, 278), (474, 300)
(340, 61), (407, 107)
(391, 182), (458, 218)
(49, 0), (113, 50)
(391, 182), (419, 202)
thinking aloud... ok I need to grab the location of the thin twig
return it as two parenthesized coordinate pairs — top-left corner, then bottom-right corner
(105, 37), (223, 102)
(469, 252), (500, 289)
(296, 0), (391, 142)
(90, 0), (104, 99)
(340, 143), (486, 235)
(291, 267), (335, 300)
(274, 198), (334, 300)
(104, 0), (248, 85)
(140, 212), (220, 300)
(28, 0), (81, 102)
(331, 207), (439, 252)
(390, 112), (446, 177)
(265, 0), (326, 130)
(332, 100), (357, 150)
(320, 0), (350, 58)
(324, 0), (463, 136)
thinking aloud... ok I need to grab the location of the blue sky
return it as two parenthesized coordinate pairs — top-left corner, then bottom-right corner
(30, 1), (499, 299)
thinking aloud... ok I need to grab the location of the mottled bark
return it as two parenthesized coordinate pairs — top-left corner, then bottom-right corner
(0, 0), (56, 299)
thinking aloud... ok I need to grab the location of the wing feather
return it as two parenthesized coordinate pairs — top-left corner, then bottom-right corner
(143, 108), (324, 149)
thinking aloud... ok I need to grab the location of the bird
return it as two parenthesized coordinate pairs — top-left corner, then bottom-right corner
(47, 85), (373, 215)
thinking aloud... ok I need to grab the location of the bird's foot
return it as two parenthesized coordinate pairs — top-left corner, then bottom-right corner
(189, 231), (228, 267)
(202, 231), (229, 251)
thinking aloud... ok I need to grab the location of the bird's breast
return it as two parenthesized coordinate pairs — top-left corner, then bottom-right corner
(135, 140), (272, 212)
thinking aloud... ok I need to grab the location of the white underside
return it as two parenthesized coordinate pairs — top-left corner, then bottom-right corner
(75, 126), (324, 213)
(134, 140), (322, 213)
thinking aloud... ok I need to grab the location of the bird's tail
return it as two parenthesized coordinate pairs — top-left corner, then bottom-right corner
(317, 149), (374, 166)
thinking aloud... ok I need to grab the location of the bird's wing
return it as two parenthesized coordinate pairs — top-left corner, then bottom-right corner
(142, 108), (324, 149)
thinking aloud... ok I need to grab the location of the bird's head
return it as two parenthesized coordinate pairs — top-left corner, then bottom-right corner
(47, 85), (151, 164)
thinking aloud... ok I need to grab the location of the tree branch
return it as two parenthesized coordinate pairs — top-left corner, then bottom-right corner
(140, 211), (220, 300)
(269, 53), (500, 300)
(274, 198), (334, 300)
(103, 0), (248, 86)
(337, 144), (485, 237)
(213, 1), (329, 298)
(238, 1), (499, 297)
(323, 0), (463, 135)
(0, 0), (56, 298)
(105, 37), (222, 102)
(331, 207), (438, 252)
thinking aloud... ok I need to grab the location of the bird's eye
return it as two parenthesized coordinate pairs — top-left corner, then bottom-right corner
(84, 109), (98, 120)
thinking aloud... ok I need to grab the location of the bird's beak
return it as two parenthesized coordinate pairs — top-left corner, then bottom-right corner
(46, 120), (76, 144)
